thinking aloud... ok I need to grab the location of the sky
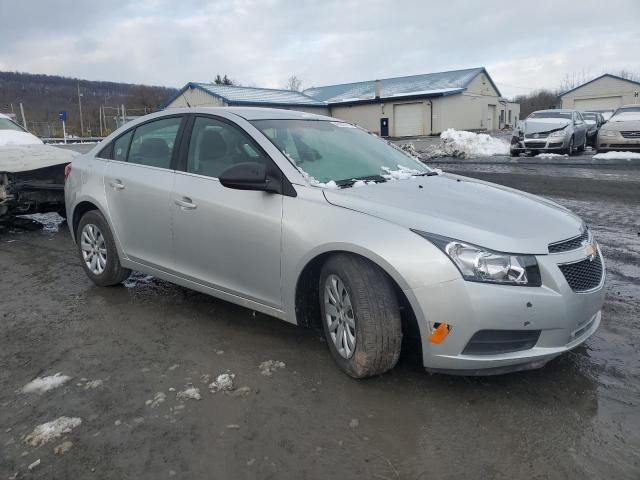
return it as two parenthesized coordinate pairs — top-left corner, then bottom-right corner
(1, 0), (639, 98)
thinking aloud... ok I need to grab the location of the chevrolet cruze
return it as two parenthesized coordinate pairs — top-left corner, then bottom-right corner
(65, 108), (605, 377)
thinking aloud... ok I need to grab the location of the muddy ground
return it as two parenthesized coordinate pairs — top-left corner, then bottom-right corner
(1, 163), (639, 479)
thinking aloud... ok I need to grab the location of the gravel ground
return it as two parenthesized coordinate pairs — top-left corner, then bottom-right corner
(1, 163), (639, 479)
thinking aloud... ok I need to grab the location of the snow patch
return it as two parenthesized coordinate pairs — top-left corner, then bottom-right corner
(296, 167), (338, 189)
(381, 165), (423, 180)
(259, 360), (285, 376)
(0, 130), (42, 146)
(145, 392), (166, 408)
(22, 373), (71, 394)
(124, 272), (156, 288)
(438, 129), (510, 158)
(54, 441), (73, 455)
(24, 417), (82, 446)
(176, 386), (201, 401)
(16, 212), (65, 232)
(209, 373), (235, 393)
(536, 153), (568, 158)
(593, 151), (640, 160)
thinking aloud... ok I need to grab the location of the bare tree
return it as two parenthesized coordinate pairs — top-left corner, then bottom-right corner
(616, 69), (640, 82)
(558, 70), (592, 93)
(285, 75), (302, 92)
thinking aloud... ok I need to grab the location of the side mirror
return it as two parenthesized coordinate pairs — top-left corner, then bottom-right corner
(219, 162), (280, 194)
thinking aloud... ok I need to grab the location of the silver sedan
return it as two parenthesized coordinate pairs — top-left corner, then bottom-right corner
(65, 107), (605, 377)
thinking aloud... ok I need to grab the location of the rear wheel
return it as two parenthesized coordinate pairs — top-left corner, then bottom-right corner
(76, 210), (131, 286)
(319, 254), (402, 378)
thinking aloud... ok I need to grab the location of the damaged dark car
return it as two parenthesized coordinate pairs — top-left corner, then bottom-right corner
(510, 110), (588, 156)
(0, 114), (74, 221)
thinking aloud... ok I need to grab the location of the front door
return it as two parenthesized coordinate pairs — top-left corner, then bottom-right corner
(172, 116), (283, 308)
(104, 116), (184, 270)
(487, 105), (496, 131)
(380, 118), (389, 137)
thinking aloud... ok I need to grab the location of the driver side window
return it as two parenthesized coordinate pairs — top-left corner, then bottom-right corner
(187, 117), (267, 178)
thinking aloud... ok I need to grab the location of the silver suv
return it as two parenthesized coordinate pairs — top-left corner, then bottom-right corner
(65, 107), (605, 377)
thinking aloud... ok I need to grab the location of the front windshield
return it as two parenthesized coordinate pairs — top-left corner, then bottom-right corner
(581, 113), (596, 121)
(0, 118), (27, 132)
(252, 119), (430, 184)
(611, 106), (640, 120)
(529, 111), (572, 120)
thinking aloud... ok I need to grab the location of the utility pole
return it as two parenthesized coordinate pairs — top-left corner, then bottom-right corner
(121, 104), (126, 126)
(19, 103), (27, 129)
(77, 83), (84, 137)
(99, 105), (103, 137)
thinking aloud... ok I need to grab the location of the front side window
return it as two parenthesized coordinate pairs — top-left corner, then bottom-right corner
(529, 111), (572, 120)
(252, 119), (429, 184)
(112, 131), (133, 161)
(186, 117), (268, 178)
(128, 117), (182, 169)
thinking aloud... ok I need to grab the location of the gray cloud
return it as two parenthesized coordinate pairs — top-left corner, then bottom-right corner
(1, 0), (639, 97)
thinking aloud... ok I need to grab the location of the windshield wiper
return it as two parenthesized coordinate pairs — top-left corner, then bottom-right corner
(334, 174), (388, 187)
(411, 171), (438, 177)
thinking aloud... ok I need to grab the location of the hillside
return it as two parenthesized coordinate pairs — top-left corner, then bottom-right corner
(0, 71), (177, 137)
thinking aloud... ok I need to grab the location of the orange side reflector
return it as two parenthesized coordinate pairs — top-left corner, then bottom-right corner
(428, 323), (450, 344)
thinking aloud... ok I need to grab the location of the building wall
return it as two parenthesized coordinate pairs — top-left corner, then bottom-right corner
(561, 76), (640, 110)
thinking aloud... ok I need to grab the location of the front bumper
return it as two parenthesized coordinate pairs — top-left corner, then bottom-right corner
(511, 136), (569, 152)
(597, 133), (640, 151)
(406, 248), (605, 374)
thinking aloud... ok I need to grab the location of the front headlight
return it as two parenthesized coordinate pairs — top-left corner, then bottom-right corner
(549, 129), (567, 138)
(413, 231), (542, 286)
(600, 130), (617, 137)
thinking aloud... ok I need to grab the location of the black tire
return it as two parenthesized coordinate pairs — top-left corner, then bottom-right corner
(577, 137), (586, 153)
(509, 149), (519, 157)
(565, 136), (575, 156)
(319, 254), (402, 378)
(76, 210), (131, 286)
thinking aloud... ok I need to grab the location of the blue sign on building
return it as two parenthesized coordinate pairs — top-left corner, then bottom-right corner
(58, 111), (67, 122)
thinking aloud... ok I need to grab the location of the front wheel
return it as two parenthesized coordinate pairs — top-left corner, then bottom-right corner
(564, 136), (575, 156)
(76, 210), (131, 286)
(319, 254), (402, 378)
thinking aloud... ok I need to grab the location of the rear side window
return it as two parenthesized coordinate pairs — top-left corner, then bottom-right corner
(128, 117), (182, 169)
(113, 131), (133, 161)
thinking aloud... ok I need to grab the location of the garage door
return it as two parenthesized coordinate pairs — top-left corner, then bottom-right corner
(394, 103), (424, 137)
(574, 96), (623, 111)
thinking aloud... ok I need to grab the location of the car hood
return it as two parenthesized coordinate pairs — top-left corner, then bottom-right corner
(601, 118), (640, 131)
(0, 130), (43, 146)
(323, 174), (583, 254)
(523, 118), (571, 135)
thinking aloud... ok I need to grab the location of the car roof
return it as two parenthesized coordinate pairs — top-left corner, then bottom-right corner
(532, 109), (575, 114)
(163, 106), (339, 122)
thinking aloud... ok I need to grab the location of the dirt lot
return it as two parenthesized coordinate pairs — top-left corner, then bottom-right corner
(1, 163), (639, 479)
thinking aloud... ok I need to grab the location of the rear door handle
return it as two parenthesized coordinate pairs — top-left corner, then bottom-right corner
(109, 180), (125, 191)
(175, 197), (197, 210)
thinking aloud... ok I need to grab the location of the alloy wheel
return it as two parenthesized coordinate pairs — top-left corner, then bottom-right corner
(324, 274), (356, 359)
(80, 223), (107, 275)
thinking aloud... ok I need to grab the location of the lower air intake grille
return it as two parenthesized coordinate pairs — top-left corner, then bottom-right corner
(558, 255), (604, 292)
(462, 330), (541, 355)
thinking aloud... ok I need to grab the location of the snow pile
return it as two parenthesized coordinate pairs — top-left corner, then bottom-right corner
(296, 167), (338, 189)
(259, 360), (285, 376)
(381, 165), (423, 180)
(24, 417), (82, 446)
(536, 153), (568, 158)
(593, 151), (640, 160)
(352, 180), (377, 188)
(209, 373), (235, 393)
(17, 212), (65, 232)
(176, 386), (201, 401)
(22, 373), (71, 394)
(438, 129), (510, 158)
(0, 130), (42, 146)
(399, 142), (421, 158)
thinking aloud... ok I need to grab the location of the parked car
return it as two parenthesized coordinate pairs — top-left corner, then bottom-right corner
(0, 113), (74, 221)
(590, 109), (615, 121)
(581, 111), (605, 146)
(510, 110), (588, 156)
(596, 105), (640, 152)
(65, 108), (605, 377)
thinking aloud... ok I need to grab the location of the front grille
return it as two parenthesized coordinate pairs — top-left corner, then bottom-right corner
(609, 144), (640, 149)
(548, 142), (563, 147)
(621, 131), (640, 138)
(525, 133), (548, 139)
(526, 142), (546, 148)
(549, 230), (589, 253)
(558, 255), (604, 292)
(462, 330), (541, 355)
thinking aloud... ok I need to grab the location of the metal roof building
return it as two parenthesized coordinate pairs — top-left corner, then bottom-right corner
(560, 74), (640, 112)
(165, 67), (519, 137)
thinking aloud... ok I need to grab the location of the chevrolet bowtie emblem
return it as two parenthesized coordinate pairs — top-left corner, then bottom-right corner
(585, 242), (598, 261)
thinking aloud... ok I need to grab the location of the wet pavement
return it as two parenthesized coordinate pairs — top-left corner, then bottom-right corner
(1, 164), (639, 479)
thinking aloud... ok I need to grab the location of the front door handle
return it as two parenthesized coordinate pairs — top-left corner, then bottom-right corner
(175, 197), (197, 210)
(109, 179), (125, 191)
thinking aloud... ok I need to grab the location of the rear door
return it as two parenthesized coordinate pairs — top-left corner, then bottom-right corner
(104, 115), (185, 270)
(171, 115), (283, 308)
